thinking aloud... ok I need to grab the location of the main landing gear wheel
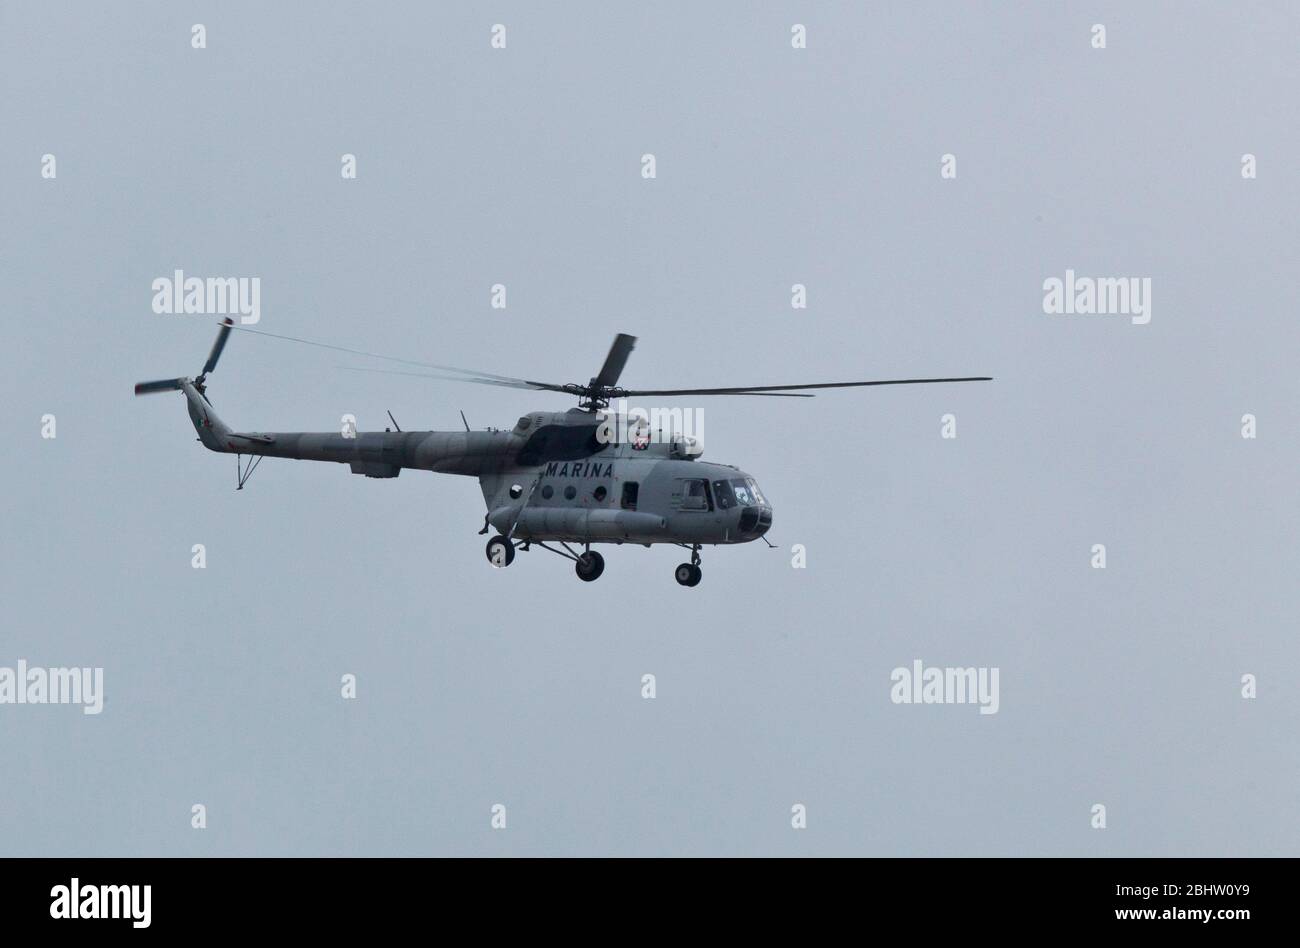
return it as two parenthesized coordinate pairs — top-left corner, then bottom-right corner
(575, 551), (605, 582)
(485, 535), (515, 568)
(674, 563), (702, 587)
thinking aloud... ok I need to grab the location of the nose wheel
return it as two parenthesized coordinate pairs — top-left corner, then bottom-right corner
(674, 546), (703, 587)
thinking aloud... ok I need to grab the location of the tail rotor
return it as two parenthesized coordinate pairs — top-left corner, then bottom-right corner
(197, 317), (234, 387)
(134, 318), (234, 397)
(133, 378), (186, 396)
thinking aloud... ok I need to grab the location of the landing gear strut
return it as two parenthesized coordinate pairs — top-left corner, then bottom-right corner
(675, 545), (702, 587)
(526, 539), (607, 582)
(235, 452), (264, 490)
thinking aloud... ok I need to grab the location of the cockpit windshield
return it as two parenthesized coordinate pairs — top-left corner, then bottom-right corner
(729, 478), (766, 507)
(711, 477), (768, 509)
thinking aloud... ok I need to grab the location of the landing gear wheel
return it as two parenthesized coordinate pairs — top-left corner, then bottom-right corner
(485, 535), (515, 568)
(674, 563), (702, 587)
(575, 551), (605, 582)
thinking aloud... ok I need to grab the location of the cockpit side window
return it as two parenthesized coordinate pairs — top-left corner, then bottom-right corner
(712, 479), (736, 509)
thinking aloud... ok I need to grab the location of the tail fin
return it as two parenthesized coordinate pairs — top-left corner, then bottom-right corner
(181, 381), (232, 451)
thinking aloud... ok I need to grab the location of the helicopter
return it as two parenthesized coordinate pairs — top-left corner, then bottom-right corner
(135, 319), (991, 586)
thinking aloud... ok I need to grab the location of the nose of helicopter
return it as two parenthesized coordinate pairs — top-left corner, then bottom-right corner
(737, 503), (772, 538)
(718, 474), (772, 540)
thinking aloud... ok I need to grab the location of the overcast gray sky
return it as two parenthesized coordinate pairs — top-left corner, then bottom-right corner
(2, 1), (1297, 856)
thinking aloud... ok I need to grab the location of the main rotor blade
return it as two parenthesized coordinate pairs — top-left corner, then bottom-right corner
(201, 318), (234, 376)
(619, 377), (993, 397)
(339, 366), (816, 396)
(226, 324), (552, 387)
(337, 365), (570, 393)
(134, 378), (185, 396)
(592, 333), (636, 389)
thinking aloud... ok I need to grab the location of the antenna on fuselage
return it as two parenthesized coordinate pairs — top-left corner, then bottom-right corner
(459, 410), (470, 432)
(386, 410), (401, 432)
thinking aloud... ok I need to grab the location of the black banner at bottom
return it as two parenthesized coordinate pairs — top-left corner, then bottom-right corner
(0, 857), (1282, 934)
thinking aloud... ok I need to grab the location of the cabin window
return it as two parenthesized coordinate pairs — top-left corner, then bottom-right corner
(541, 485), (554, 500)
(621, 482), (639, 510)
(593, 486), (608, 502)
(564, 485), (577, 501)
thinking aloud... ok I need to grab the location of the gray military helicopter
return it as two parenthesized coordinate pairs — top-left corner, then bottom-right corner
(136, 320), (990, 585)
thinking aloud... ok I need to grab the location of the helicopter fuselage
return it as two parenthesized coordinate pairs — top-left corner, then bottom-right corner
(187, 394), (772, 548)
